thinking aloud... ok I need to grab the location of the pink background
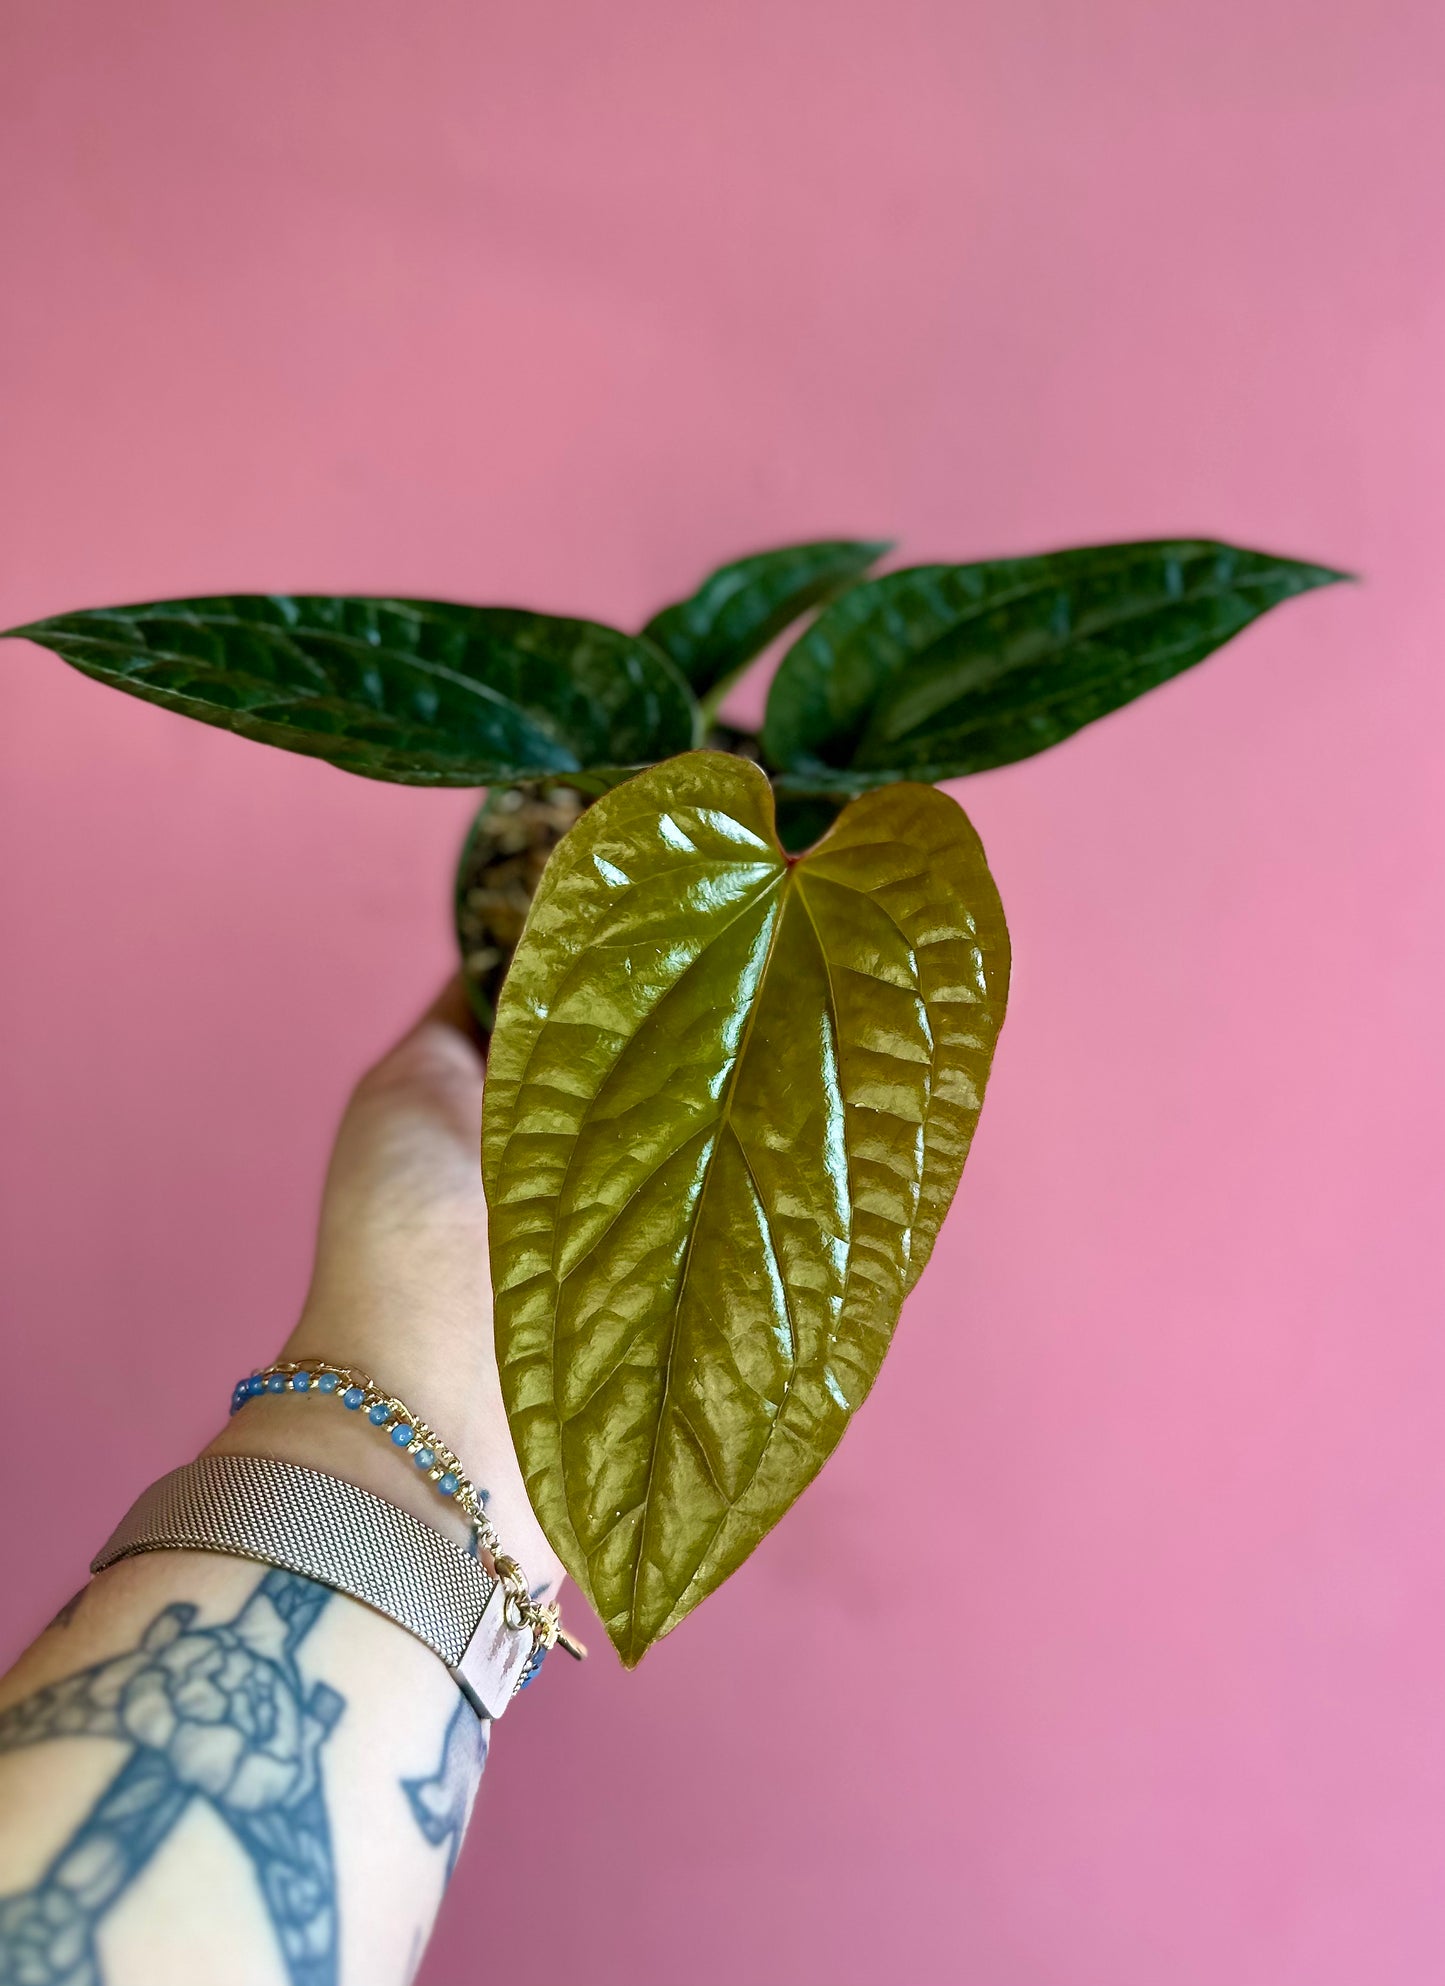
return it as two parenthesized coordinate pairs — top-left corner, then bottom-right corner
(2, 3), (1443, 1980)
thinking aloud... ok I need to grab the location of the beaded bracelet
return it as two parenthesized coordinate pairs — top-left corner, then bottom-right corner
(230, 1357), (585, 1669)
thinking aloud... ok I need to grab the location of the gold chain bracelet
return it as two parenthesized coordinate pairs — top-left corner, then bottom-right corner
(230, 1357), (586, 1663)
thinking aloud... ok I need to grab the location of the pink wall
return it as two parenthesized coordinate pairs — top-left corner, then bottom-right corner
(3, 2), (1443, 1980)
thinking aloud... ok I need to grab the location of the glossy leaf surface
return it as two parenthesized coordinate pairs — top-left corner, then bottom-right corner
(7, 596), (696, 786)
(483, 752), (1010, 1662)
(643, 539), (890, 698)
(762, 540), (1347, 785)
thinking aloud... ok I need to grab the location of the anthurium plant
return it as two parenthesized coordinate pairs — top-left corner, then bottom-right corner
(5, 537), (1345, 1662)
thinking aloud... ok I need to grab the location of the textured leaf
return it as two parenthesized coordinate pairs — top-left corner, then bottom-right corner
(762, 540), (1348, 784)
(643, 539), (890, 699)
(483, 751), (1010, 1663)
(6, 596), (696, 787)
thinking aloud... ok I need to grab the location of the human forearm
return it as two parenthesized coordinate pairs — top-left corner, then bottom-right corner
(0, 985), (568, 1985)
(0, 1545), (481, 1986)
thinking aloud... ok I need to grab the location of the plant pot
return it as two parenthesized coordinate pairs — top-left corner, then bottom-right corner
(453, 783), (585, 1030)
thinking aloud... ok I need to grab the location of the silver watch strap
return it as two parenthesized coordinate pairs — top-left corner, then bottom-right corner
(91, 1453), (534, 1718)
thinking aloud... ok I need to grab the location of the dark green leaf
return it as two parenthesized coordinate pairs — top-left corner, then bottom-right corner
(762, 540), (1348, 782)
(643, 539), (891, 699)
(703, 719), (763, 759)
(483, 752), (1010, 1662)
(6, 596), (697, 787)
(772, 791), (844, 852)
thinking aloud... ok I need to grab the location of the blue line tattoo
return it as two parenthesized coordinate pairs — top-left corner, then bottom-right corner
(400, 1511), (491, 1884)
(401, 1699), (488, 1882)
(0, 1569), (342, 1986)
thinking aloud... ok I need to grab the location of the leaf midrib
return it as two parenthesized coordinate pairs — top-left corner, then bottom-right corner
(540, 869), (786, 1298)
(802, 543), (1226, 675)
(649, 860), (870, 1644)
(856, 572), (1281, 761)
(32, 614), (586, 756)
(779, 543), (1305, 763)
(498, 852), (786, 1625)
(619, 868), (793, 1661)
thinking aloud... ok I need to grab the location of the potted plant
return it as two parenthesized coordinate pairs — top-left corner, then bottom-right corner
(5, 535), (1344, 1662)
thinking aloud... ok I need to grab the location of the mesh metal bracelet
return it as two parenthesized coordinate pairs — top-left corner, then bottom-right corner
(91, 1453), (535, 1718)
(228, 1356), (584, 1664)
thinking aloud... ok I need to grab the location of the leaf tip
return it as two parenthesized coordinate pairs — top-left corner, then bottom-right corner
(1285, 557), (1355, 591)
(607, 1615), (657, 1668)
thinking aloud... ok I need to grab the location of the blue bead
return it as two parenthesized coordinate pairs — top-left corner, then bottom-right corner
(266, 1374), (287, 1394)
(390, 1423), (414, 1447)
(414, 1446), (436, 1470)
(246, 1375), (267, 1397)
(519, 1645), (547, 1691)
(318, 1372), (340, 1394)
(437, 1472), (459, 1498)
(291, 1372), (311, 1392)
(342, 1387), (365, 1410)
(367, 1403), (390, 1426)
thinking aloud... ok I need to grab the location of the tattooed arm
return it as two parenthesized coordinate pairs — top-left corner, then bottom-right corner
(0, 983), (564, 1986)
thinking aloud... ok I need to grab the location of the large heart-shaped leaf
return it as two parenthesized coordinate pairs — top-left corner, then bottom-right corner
(6, 596), (696, 786)
(762, 539), (1348, 786)
(482, 751), (1010, 1663)
(642, 539), (890, 701)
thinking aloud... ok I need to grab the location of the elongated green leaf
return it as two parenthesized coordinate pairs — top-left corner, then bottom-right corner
(483, 751), (1010, 1663)
(643, 539), (890, 699)
(6, 596), (696, 787)
(762, 540), (1348, 784)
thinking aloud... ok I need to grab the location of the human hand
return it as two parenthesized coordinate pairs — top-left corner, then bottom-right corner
(207, 978), (565, 1605)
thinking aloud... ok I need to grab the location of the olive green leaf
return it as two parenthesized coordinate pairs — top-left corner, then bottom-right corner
(6, 596), (697, 787)
(482, 751), (1010, 1664)
(762, 540), (1349, 785)
(642, 539), (891, 701)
